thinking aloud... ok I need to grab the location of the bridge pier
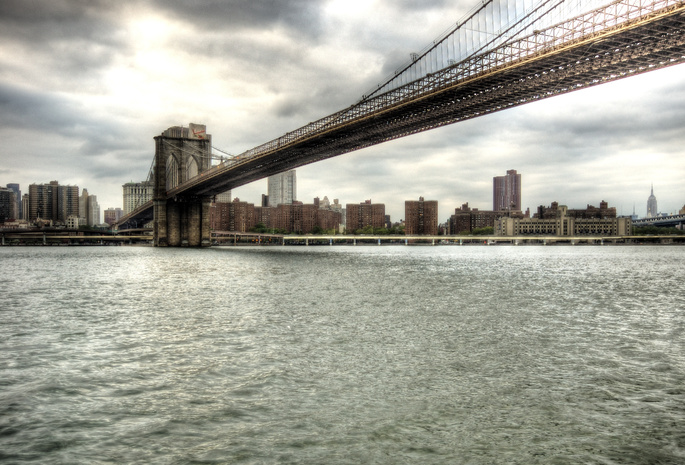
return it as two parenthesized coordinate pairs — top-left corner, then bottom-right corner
(154, 197), (211, 247)
(152, 125), (213, 247)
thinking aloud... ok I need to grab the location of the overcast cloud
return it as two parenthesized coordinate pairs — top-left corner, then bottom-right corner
(1, 0), (683, 222)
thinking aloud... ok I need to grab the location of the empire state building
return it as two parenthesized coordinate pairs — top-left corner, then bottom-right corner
(646, 185), (658, 218)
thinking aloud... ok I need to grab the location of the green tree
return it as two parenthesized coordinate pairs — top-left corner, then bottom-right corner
(472, 226), (494, 235)
(633, 226), (685, 236)
(357, 225), (374, 235)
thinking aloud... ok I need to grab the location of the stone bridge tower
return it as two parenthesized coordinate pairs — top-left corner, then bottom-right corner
(153, 124), (213, 247)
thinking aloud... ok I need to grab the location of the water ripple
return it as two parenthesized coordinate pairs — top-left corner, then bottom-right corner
(1, 245), (684, 463)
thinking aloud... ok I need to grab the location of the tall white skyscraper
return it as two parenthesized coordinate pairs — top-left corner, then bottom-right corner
(646, 185), (658, 218)
(267, 170), (296, 207)
(80, 188), (100, 226)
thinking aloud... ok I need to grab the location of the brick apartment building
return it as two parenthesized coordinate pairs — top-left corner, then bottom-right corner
(405, 197), (438, 235)
(212, 200), (342, 234)
(346, 200), (385, 232)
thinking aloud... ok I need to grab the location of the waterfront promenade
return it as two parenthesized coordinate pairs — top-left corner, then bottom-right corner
(3, 229), (684, 246)
(213, 233), (685, 246)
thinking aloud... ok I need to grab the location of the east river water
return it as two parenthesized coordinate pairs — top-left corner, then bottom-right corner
(1, 245), (684, 464)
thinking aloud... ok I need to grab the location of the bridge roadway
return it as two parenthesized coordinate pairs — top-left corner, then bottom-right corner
(117, 0), (685, 231)
(632, 213), (685, 227)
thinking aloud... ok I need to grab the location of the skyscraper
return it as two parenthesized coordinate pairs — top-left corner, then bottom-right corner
(267, 170), (296, 207)
(27, 181), (79, 223)
(80, 188), (100, 226)
(646, 185), (658, 218)
(28, 181), (59, 221)
(6, 183), (21, 219)
(123, 181), (154, 214)
(86, 194), (100, 226)
(57, 185), (80, 221)
(493, 169), (521, 212)
(0, 188), (15, 222)
(80, 188), (89, 220)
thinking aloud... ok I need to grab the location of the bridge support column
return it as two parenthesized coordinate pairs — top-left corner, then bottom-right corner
(153, 199), (168, 246)
(154, 196), (211, 247)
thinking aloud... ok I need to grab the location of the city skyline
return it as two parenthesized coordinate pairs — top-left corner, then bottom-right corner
(1, 171), (674, 227)
(0, 1), (683, 222)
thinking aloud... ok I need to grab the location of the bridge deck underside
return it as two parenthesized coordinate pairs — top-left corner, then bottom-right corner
(120, 8), (685, 227)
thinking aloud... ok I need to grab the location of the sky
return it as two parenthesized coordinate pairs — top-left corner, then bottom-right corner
(1, 0), (683, 223)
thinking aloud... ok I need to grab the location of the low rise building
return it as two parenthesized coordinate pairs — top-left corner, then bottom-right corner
(536, 200), (616, 219)
(496, 203), (631, 236)
(66, 216), (80, 229)
(449, 202), (523, 234)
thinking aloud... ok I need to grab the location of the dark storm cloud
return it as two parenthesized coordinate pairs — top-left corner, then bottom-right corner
(0, 1), (129, 93)
(0, 1), (126, 52)
(148, 0), (324, 36)
(0, 82), (85, 131)
(0, 82), (139, 161)
(0, 0), (113, 26)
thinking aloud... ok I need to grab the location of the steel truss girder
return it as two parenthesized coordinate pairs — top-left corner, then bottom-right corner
(177, 5), (685, 199)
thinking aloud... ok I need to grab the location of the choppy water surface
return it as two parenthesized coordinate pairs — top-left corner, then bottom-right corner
(1, 245), (684, 464)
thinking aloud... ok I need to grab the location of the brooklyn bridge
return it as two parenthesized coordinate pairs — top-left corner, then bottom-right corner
(115, 0), (685, 246)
